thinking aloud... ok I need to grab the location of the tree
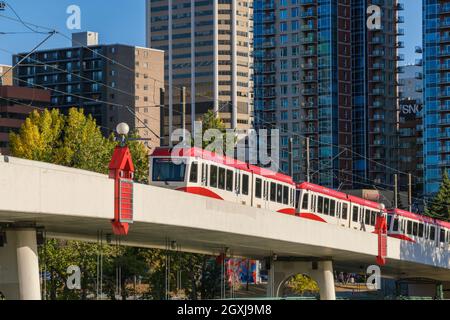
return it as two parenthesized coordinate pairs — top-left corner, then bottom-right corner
(10, 108), (148, 181)
(426, 171), (450, 221)
(198, 109), (235, 152)
(288, 274), (319, 296)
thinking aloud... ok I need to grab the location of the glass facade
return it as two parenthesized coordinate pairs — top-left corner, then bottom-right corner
(423, 0), (450, 195)
(255, 0), (400, 189)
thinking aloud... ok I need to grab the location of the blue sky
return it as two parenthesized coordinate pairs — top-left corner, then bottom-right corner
(0, 0), (421, 65)
(0, 0), (146, 65)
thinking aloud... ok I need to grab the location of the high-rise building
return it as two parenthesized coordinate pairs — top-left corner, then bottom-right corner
(0, 65), (13, 86)
(422, 0), (450, 195)
(13, 32), (164, 153)
(146, 0), (254, 145)
(254, 0), (402, 189)
(398, 65), (424, 198)
(0, 86), (51, 155)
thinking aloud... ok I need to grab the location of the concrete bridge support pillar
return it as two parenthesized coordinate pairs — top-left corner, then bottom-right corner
(0, 229), (41, 300)
(267, 259), (336, 300)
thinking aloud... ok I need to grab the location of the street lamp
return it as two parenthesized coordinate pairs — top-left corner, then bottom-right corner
(116, 122), (130, 147)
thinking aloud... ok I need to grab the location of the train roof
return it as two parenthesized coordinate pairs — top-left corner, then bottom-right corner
(388, 208), (450, 229)
(151, 147), (295, 185)
(296, 182), (384, 210)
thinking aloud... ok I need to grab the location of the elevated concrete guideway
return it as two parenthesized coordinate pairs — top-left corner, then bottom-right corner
(0, 156), (450, 299)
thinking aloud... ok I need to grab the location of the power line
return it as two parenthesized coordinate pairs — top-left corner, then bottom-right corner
(0, 9), (425, 184)
(0, 30), (55, 81)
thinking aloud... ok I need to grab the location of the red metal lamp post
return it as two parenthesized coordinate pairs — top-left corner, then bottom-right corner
(109, 123), (134, 236)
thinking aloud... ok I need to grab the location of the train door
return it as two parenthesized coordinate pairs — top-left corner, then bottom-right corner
(339, 202), (350, 228)
(253, 176), (265, 209)
(350, 204), (361, 230)
(263, 180), (270, 209)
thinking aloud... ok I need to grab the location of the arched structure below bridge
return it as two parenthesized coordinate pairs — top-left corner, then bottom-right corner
(267, 260), (336, 300)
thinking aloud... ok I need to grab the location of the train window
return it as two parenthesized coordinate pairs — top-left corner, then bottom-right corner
(323, 198), (330, 215)
(440, 229), (446, 244)
(407, 220), (412, 235)
(365, 210), (371, 225)
(152, 158), (186, 182)
(302, 193), (309, 210)
(282, 186), (289, 205)
(242, 174), (249, 195)
(210, 165), (218, 188)
(189, 162), (198, 183)
(342, 203), (348, 220)
(429, 226), (435, 241)
(418, 223), (424, 238)
(413, 222), (418, 236)
(370, 211), (376, 226)
(318, 196), (324, 214)
(277, 184), (282, 204)
(387, 215), (392, 229)
(226, 170), (233, 192)
(255, 178), (262, 199)
(352, 206), (359, 222)
(329, 200), (336, 217)
(393, 218), (399, 231)
(218, 167), (226, 190)
(270, 183), (276, 202)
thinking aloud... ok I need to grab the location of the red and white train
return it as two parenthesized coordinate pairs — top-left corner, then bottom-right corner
(149, 147), (450, 247)
(150, 147), (296, 215)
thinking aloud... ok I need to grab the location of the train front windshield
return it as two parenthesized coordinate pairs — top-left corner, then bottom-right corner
(152, 158), (186, 182)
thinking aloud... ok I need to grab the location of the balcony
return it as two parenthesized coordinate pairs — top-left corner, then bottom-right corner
(439, 118), (450, 126)
(439, 49), (450, 57)
(370, 37), (385, 44)
(300, 24), (315, 31)
(373, 140), (385, 146)
(396, 29), (405, 36)
(300, 36), (316, 44)
(302, 62), (316, 69)
(439, 20), (450, 29)
(371, 62), (386, 70)
(373, 100), (384, 108)
(300, 48), (316, 56)
(371, 75), (385, 83)
(395, 3), (404, 11)
(302, 75), (317, 82)
(300, 0), (316, 5)
(302, 88), (317, 96)
(372, 88), (385, 95)
(373, 114), (385, 121)
(371, 49), (385, 57)
(301, 11), (316, 18)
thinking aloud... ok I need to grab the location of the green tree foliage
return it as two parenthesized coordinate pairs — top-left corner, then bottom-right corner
(288, 274), (319, 296)
(426, 171), (450, 221)
(10, 108), (149, 182)
(199, 109), (235, 152)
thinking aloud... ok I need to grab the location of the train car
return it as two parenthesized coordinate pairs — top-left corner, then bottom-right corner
(149, 147), (297, 215)
(296, 182), (386, 233)
(387, 209), (450, 248)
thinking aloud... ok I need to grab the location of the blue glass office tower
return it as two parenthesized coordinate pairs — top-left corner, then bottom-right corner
(423, 0), (450, 195)
(254, 0), (401, 189)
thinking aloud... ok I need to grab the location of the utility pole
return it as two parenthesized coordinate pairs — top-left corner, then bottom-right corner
(181, 86), (186, 143)
(408, 173), (412, 212)
(394, 174), (398, 209)
(160, 88), (166, 146)
(288, 137), (294, 178)
(306, 137), (310, 183)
